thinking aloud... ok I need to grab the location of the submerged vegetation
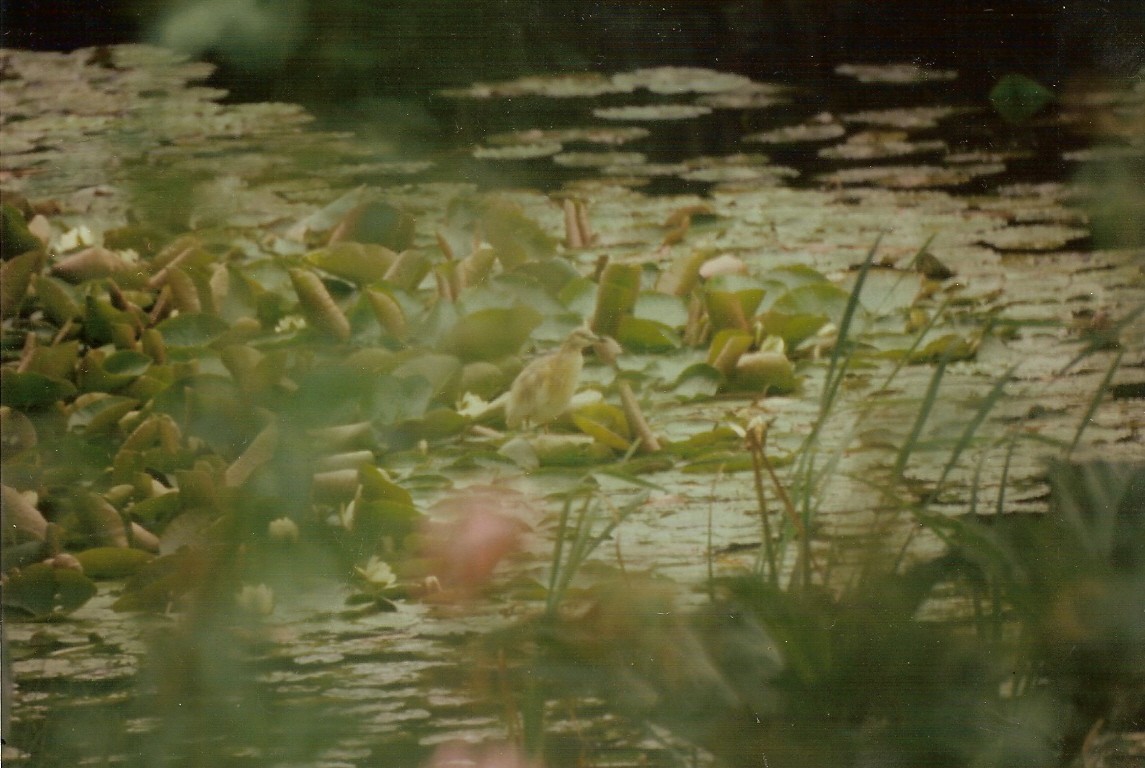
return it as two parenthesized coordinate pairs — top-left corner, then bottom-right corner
(1, 46), (1143, 766)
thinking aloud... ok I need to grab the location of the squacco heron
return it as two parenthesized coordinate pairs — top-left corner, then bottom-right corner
(505, 327), (599, 429)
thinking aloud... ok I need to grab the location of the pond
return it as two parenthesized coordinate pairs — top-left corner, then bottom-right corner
(2, 23), (1144, 768)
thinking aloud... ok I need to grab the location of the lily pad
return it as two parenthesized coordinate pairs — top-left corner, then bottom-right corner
(74, 546), (155, 579)
(440, 306), (543, 361)
(572, 403), (632, 451)
(835, 63), (958, 84)
(155, 312), (232, 349)
(2, 562), (97, 618)
(0, 369), (77, 408)
(593, 105), (712, 121)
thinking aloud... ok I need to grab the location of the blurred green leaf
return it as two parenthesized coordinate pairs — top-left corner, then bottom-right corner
(156, 312), (232, 348)
(990, 73), (1054, 124)
(0, 369), (77, 408)
(2, 562), (97, 617)
(440, 306), (542, 361)
(593, 263), (641, 337)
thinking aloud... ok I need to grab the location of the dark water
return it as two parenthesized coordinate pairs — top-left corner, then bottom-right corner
(7, 1), (1145, 97)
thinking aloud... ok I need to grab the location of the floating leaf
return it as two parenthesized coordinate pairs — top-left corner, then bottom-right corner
(51, 246), (134, 283)
(1, 249), (44, 319)
(68, 393), (138, 434)
(440, 306), (543, 361)
(656, 248), (710, 296)
(1, 483), (48, 542)
(365, 287), (409, 341)
(34, 275), (82, 323)
(74, 546), (155, 579)
(0, 369), (77, 408)
(527, 434), (614, 466)
(390, 353), (464, 405)
(671, 363), (723, 400)
(593, 104), (712, 121)
(704, 279), (765, 332)
(155, 312), (231, 348)
(593, 262), (642, 337)
(572, 403), (631, 451)
(480, 200), (557, 267)
(306, 241), (397, 285)
(25, 340), (79, 381)
(908, 334), (977, 363)
(633, 291), (689, 328)
(731, 348), (797, 394)
(770, 282), (851, 321)
(757, 310), (830, 349)
(352, 465), (421, 539)
(113, 547), (206, 612)
(2, 562), (97, 617)
(707, 329), (754, 377)
(289, 267), (351, 341)
(224, 419), (279, 488)
(328, 200), (415, 251)
(1, 203), (44, 259)
(383, 250), (432, 292)
(459, 361), (511, 401)
(616, 316), (679, 352)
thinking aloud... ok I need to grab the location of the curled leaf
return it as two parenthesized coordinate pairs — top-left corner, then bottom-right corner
(366, 287), (409, 341)
(593, 262), (641, 337)
(288, 268), (351, 341)
(441, 306), (542, 361)
(329, 200), (415, 251)
(2, 562), (97, 617)
(307, 241), (398, 285)
(51, 246), (133, 283)
(707, 328), (753, 377)
(1, 249), (44, 319)
(572, 402), (632, 451)
(33, 274), (82, 323)
(1, 483), (49, 543)
(224, 419), (279, 488)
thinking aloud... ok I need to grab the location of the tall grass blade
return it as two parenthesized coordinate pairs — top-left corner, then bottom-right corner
(892, 359), (948, 478)
(1066, 348), (1123, 458)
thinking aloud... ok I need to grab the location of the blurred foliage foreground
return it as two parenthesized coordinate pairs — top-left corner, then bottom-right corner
(1, 46), (1144, 767)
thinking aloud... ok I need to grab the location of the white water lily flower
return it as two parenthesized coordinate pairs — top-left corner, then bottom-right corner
(336, 499), (356, 530)
(456, 392), (497, 419)
(354, 556), (397, 588)
(236, 583), (274, 615)
(268, 517), (299, 543)
(55, 225), (96, 252)
(274, 314), (307, 334)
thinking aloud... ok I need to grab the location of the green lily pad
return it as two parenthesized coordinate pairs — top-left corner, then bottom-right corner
(307, 241), (397, 285)
(757, 310), (830, 349)
(0, 369), (77, 408)
(593, 263), (642, 337)
(1, 203), (44, 259)
(2, 562), (97, 618)
(68, 394), (139, 434)
(74, 546), (155, 579)
(616, 316), (679, 352)
(730, 348), (798, 394)
(155, 312), (232, 348)
(441, 306), (543, 361)
(1, 248), (44, 319)
(671, 363), (724, 400)
(707, 328), (754, 377)
(572, 403), (631, 451)
(771, 282), (851, 320)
